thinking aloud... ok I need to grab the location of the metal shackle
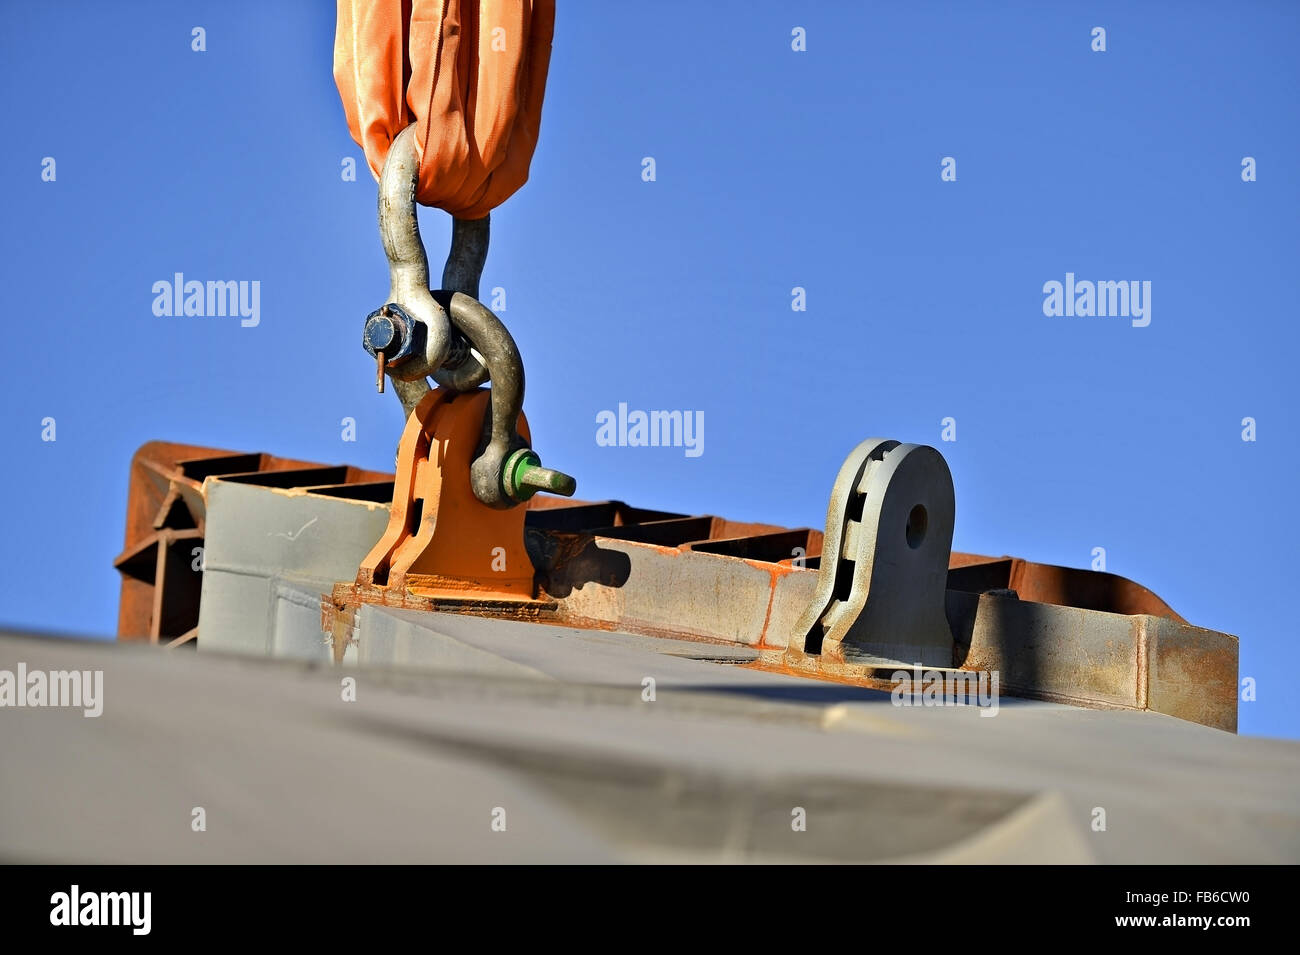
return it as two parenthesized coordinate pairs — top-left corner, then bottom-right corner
(375, 124), (452, 383)
(367, 126), (574, 509)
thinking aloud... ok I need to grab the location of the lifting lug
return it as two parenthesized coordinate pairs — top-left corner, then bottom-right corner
(790, 438), (957, 669)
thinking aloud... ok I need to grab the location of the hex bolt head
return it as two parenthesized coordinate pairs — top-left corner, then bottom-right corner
(364, 313), (402, 354)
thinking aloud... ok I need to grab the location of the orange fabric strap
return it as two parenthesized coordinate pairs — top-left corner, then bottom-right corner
(334, 0), (555, 219)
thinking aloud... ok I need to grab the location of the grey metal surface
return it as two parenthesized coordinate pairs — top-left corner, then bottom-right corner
(198, 478), (1239, 729)
(1, 629), (1296, 863)
(196, 479), (389, 659)
(344, 605), (762, 678)
(946, 589), (1240, 731)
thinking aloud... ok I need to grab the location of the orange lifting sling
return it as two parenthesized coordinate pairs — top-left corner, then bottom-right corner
(334, 0), (555, 219)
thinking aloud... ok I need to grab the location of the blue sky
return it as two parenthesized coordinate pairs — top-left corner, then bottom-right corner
(1, 1), (1296, 737)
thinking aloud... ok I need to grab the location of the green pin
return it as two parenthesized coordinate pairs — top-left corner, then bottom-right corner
(502, 448), (577, 503)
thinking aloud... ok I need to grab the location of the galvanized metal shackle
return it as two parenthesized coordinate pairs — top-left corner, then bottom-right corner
(362, 125), (574, 509)
(370, 124), (452, 385)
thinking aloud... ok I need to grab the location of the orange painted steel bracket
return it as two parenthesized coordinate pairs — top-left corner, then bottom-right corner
(327, 387), (560, 659)
(364, 387), (537, 601)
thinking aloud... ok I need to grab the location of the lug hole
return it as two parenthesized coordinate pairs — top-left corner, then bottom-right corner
(906, 504), (928, 549)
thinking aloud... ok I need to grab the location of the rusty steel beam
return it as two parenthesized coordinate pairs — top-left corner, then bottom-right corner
(115, 440), (1237, 730)
(116, 439), (1198, 638)
(113, 441), (390, 644)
